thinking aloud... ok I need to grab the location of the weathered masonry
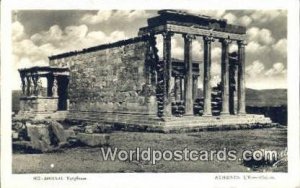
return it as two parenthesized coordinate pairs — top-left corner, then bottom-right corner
(18, 10), (272, 131)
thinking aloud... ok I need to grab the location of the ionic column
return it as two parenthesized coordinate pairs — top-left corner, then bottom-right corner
(183, 34), (195, 116)
(229, 60), (237, 114)
(162, 31), (173, 116)
(234, 63), (239, 114)
(237, 40), (247, 115)
(220, 38), (232, 115)
(203, 35), (214, 116)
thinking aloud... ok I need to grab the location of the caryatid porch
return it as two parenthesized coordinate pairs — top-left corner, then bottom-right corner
(18, 66), (69, 113)
(139, 10), (247, 118)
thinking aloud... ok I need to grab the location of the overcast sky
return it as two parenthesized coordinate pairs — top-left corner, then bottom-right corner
(12, 10), (287, 90)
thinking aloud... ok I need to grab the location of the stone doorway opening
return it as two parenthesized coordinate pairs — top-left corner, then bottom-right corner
(57, 76), (69, 111)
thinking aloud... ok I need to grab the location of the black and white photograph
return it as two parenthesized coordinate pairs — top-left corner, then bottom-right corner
(1, 0), (300, 188)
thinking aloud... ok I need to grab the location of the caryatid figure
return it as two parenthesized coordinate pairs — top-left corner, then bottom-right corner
(36, 80), (43, 96)
(29, 77), (35, 96)
(52, 78), (58, 97)
(21, 77), (26, 95)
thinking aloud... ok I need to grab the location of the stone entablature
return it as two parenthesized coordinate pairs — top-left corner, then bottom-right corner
(139, 10), (246, 40)
(150, 10), (245, 34)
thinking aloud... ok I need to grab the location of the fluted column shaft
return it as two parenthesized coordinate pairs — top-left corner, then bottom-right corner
(203, 35), (214, 116)
(237, 40), (247, 115)
(220, 38), (232, 115)
(162, 32), (173, 116)
(183, 34), (195, 115)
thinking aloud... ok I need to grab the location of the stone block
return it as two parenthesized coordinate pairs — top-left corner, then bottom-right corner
(50, 121), (67, 143)
(76, 133), (110, 147)
(12, 130), (19, 139)
(27, 124), (51, 145)
(68, 125), (84, 133)
(64, 129), (76, 139)
(84, 125), (95, 134)
(94, 123), (113, 133)
(30, 139), (52, 152)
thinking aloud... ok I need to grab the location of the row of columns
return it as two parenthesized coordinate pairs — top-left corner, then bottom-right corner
(20, 75), (58, 97)
(173, 74), (199, 102)
(161, 32), (246, 117)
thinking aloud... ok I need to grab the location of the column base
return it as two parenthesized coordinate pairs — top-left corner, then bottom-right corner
(163, 113), (172, 117)
(220, 112), (230, 116)
(184, 113), (194, 116)
(202, 113), (212, 117)
(237, 112), (246, 116)
(164, 104), (172, 117)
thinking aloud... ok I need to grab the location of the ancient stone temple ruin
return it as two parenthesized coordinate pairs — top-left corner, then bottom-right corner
(18, 10), (272, 132)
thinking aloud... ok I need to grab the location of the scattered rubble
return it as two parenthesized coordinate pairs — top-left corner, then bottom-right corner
(77, 133), (110, 147)
(12, 118), (111, 153)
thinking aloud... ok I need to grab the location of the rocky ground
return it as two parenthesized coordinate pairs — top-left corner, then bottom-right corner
(12, 119), (112, 152)
(12, 124), (287, 173)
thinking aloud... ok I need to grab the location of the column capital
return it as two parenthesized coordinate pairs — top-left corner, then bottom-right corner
(237, 40), (247, 47)
(174, 74), (181, 79)
(162, 31), (174, 39)
(203, 35), (215, 43)
(192, 74), (199, 79)
(220, 38), (232, 45)
(183, 33), (196, 42)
